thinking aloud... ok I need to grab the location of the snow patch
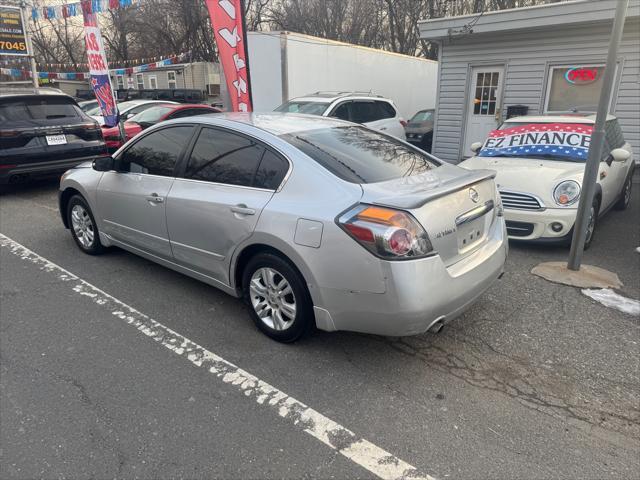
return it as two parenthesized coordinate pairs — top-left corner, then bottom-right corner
(582, 289), (640, 316)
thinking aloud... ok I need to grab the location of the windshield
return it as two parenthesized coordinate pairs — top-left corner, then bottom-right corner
(410, 110), (434, 123)
(275, 101), (330, 116)
(479, 122), (593, 162)
(128, 105), (174, 124)
(281, 126), (439, 184)
(88, 100), (141, 116)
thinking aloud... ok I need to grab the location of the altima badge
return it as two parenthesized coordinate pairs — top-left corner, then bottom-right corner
(469, 187), (480, 203)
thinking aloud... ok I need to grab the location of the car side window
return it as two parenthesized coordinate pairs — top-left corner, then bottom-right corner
(375, 101), (396, 119)
(183, 127), (265, 187)
(350, 101), (380, 123)
(605, 120), (625, 150)
(254, 149), (289, 190)
(117, 126), (193, 176)
(330, 102), (351, 121)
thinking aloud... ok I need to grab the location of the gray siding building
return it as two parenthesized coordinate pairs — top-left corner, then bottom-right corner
(419, 0), (640, 163)
(109, 62), (221, 98)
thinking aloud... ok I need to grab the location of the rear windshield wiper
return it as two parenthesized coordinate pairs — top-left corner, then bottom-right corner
(46, 115), (70, 119)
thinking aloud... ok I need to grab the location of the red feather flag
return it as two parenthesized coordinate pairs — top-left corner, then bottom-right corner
(204, 0), (253, 112)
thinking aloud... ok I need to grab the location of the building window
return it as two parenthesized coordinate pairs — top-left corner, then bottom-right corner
(136, 73), (144, 90)
(545, 64), (611, 113)
(149, 75), (158, 89)
(473, 72), (500, 116)
(116, 75), (124, 89)
(167, 71), (177, 90)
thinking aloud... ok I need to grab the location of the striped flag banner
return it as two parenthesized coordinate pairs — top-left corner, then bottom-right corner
(479, 123), (594, 161)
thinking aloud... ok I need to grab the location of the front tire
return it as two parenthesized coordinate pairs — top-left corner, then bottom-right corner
(242, 253), (314, 343)
(583, 197), (600, 250)
(614, 173), (633, 210)
(67, 195), (105, 255)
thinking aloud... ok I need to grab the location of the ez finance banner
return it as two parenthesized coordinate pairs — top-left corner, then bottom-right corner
(479, 123), (594, 161)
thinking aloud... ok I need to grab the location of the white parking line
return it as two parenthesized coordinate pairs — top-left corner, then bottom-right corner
(0, 233), (437, 480)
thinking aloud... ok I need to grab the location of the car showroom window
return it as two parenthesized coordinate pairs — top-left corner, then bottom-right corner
(544, 64), (616, 113)
(282, 125), (438, 184)
(183, 128), (265, 187)
(118, 126), (194, 176)
(254, 149), (289, 190)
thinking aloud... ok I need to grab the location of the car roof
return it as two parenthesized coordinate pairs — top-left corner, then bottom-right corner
(170, 112), (353, 136)
(505, 114), (617, 124)
(288, 91), (389, 103)
(0, 87), (69, 99)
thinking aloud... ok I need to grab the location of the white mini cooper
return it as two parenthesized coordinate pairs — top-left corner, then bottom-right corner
(460, 115), (634, 248)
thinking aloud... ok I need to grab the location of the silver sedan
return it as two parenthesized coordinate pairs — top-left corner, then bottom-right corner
(59, 113), (507, 342)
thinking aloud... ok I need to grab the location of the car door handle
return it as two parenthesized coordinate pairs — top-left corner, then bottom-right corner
(380, 127), (388, 131)
(231, 204), (256, 216)
(145, 194), (164, 204)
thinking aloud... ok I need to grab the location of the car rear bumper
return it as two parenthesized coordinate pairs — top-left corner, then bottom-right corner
(315, 217), (507, 336)
(504, 207), (577, 241)
(0, 155), (103, 185)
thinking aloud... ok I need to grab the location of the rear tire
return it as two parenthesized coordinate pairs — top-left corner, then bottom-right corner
(67, 195), (105, 255)
(242, 252), (314, 343)
(614, 173), (633, 211)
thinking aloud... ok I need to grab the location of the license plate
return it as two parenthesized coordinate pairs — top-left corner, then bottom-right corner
(46, 134), (67, 146)
(457, 217), (486, 252)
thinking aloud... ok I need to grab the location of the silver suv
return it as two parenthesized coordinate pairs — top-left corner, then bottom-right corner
(276, 92), (407, 140)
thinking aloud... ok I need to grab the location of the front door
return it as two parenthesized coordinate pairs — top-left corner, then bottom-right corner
(167, 127), (289, 284)
(463, 66), (504, 157)
(97, 125), (195, 259)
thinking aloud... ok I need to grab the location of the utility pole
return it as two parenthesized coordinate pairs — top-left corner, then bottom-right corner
(567, 0), (629, 271)
(19, 0), (38, 88)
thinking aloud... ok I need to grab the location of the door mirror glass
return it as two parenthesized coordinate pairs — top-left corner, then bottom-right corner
(93, 156), (114, 172)
(470, 142), (483, 154)
(610, 148), (631, 163)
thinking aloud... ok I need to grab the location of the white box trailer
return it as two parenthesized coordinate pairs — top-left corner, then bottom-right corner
(232, 31), (438, 119)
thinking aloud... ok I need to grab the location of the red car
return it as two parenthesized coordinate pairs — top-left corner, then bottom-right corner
(102, 103), (221, 151)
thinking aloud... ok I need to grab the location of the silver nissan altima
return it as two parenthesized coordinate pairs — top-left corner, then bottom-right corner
(59, 113), (507, 342)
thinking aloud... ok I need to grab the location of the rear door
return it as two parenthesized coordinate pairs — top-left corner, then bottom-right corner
(97, 125), (195, 259)
(166, 127), (289, 284)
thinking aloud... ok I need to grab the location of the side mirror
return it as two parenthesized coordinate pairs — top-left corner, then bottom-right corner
(470, 142), (483, 154)
(93, 156), (114, 172)
(610, 148), (631, 163)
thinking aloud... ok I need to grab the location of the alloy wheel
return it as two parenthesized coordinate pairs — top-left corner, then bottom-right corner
(624, 178), (632, 205)
(71, 204), (95, 248)
(249, 267), (297, 331)
(585, 205), (596, 244)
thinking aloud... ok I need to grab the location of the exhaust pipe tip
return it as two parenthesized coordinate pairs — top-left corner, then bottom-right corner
(427, 316), (446, 334)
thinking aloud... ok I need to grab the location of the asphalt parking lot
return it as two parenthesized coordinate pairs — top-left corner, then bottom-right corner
(1, 176), (639, 480)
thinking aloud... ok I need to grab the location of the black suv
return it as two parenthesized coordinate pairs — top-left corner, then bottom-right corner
(0, 88), (107, 187)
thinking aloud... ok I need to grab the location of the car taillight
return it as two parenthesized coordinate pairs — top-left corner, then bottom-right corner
(0, 130), (19, 137)
(337, 204), (433, 260)
(400, 119), (408, 128)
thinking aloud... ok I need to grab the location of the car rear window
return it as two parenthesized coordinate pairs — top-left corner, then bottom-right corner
(281, 126), (439, 184)
(0, 97), (81, 122)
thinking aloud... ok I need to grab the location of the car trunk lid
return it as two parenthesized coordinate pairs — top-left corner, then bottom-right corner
(360, 166), (498, 266)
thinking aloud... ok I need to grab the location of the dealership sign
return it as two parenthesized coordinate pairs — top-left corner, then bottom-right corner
(0, 5), (28, 56)
(565, 67), (599, 85)
(479, 123), (594, 161)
